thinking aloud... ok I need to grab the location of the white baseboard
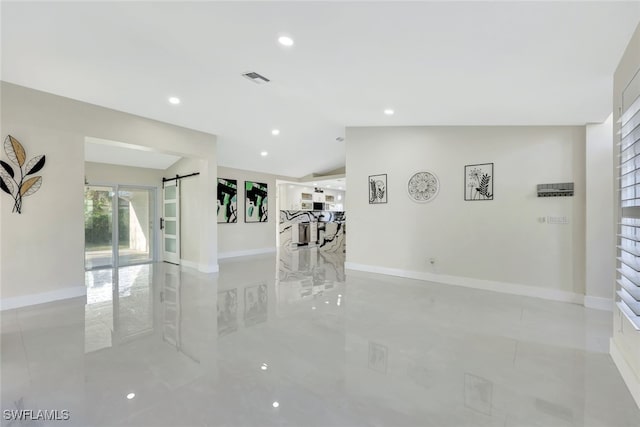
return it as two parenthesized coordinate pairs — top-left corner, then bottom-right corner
(180, 259), (198, 269)
(584, 295), (614, 311)
(180, 259), (219, 273)
(218, 247), (276, 260)
(198, 263), (219, 273)
(0, 286), (86, 311)
(610, 338), (640, 409)
(344, 262), (584, 305)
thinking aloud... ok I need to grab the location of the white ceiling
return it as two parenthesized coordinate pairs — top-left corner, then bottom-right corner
(2, 1), (640, 178)
(280, 177), (347, 191)
(85, 137), (181, 170)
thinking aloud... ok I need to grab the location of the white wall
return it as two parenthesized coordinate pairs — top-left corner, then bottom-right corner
(280, 184), (346, 211)
(585, 116), (614, 308)
(0, 82), (216, 309)
(346, 126), (586, 300)
(85, 161), (165, 187)
(217, 166), (292, 258)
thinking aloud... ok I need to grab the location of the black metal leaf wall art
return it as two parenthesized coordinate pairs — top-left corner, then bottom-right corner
(0, 135), (46, 214)
(477, 174), (492, 199)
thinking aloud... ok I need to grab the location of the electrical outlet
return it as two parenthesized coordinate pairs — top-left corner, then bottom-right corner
(547, 216), (569, 224)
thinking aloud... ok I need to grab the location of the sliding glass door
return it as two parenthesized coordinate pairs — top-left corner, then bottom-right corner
(85, 184), (155, 270)
(118, 187), (155, 265)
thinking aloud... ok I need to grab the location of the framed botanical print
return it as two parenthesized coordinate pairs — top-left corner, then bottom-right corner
(369, 174), (387, 204)
(465, 163), (494, 201)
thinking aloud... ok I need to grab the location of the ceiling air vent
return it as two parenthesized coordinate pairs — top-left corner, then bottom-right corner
(242, 72), (270, 84)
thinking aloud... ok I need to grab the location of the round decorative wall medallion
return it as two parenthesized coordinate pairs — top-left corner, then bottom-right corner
(407, 171), (440, 203)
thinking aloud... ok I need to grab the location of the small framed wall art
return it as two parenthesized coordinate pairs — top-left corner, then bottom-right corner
(245, 181), (268, 222)
(369, 174), (387, 204)
(464, 163), (494, 201)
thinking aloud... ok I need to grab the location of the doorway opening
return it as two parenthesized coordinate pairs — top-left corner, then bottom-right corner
(275, 176), (346, 251)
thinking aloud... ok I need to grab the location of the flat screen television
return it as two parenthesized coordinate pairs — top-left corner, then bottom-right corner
(313, 202), (324, 210)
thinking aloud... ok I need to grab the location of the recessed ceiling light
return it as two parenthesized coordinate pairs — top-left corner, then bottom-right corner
(242, 71), (270, 84)
(278, 36), (294, 47)
(260, 151), (268, 157)
(261, 363), (268, 371)
(127, 393), (136, 400)
(272, 129), (280, 136)
(168, 97), (180, 105)
(272, 401), (280, 408)
(384, 109), (394, 115)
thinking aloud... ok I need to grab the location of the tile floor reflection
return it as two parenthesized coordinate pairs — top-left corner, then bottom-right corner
(1, 246), (639, 426)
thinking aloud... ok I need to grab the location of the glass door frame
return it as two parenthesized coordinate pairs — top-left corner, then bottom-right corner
(84, 184), (117, 270)
(118, 185), (157, 267)
(162, 180), (180, 265)
(85, 182), (158, 270)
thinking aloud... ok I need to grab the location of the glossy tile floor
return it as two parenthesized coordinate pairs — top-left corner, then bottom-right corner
(2, 246), (639, 426)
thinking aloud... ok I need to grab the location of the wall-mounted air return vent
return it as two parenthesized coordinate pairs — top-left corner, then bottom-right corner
(537, 182), (574, 197)
(242, 72), (270, 84)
